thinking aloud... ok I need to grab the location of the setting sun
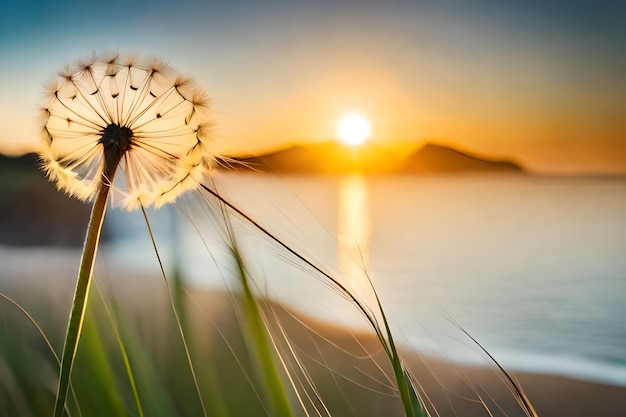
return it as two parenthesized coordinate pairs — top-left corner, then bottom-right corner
(337, 113), (371, 146)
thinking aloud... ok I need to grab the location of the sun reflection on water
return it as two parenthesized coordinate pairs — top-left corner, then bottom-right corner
(337, 174), (372, 293)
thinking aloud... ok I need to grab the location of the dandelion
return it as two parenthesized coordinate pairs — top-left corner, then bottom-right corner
(40, 51), (212, 210)
(39, 51), (213, 417)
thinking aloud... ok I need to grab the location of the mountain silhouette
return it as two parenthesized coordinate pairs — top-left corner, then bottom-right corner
(0, 144), (522, 245)
(219, 142), (524, 175)
(400, 143), (523, 174)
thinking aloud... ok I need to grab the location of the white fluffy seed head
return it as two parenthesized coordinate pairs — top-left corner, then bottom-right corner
(39, 51), (214, 210)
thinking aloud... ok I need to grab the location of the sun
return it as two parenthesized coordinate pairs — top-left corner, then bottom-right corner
(337, 113), (371, 146)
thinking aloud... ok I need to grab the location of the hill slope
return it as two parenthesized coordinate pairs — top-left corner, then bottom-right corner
(401, 143), (523, 174)
(220, 142), (524, 175)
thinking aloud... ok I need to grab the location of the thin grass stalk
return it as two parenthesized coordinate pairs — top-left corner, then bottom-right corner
(142, 205), (232, 417)
(0, 292), (82, 417)
(0, 293), (60, 369)
(212, 191), (295, 417)
(139, 204), (209, 417)
(199, 184), (380, 337)
(449, 319), (538, 417)
(230, 245), (295, 417)
(94, 284), (145, 417)
(77, 305), (127, 414)
(169, 207), (188, 325)
(376, 296), (426, 417)
(200, 182), (426, 417)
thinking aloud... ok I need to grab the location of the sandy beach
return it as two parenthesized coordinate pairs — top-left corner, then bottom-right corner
(2, 246), (625, 416)
(266, 291), (626, 417)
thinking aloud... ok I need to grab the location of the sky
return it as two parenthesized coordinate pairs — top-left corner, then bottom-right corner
(1, 0), (625, 174)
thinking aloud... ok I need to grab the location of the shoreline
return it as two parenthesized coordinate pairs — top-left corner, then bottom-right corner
(261, 288), (626, 417)
(4, 244), (625, 389)
(2, 245), (626, 415)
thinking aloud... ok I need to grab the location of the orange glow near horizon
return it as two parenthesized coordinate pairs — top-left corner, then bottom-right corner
(0, 1), (625, 176)
(0, 58), (624, 174)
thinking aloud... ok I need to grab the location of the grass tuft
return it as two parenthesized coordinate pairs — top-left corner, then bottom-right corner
(200, 181), (427, 417)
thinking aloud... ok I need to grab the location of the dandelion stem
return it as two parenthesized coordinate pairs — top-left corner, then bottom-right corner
(54, 145), (122, 417)
(42, 53), (212, 416)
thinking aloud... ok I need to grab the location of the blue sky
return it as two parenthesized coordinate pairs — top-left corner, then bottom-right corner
(1, 0), (625, 173)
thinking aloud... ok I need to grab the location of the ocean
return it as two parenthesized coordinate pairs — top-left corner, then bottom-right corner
(104, 172), (626, 387)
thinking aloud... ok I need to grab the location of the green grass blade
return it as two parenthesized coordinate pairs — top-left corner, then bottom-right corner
(201, 182), (427, 416)
(140, 204), (209, 417)
(0, 292), (60, 366)
(448, 317), (538, 417)
(231, 247), (295, 417)
(0, 292), (83, 416)
(72, 306), (126, 416)
(94, 284), (145, 417)
(374, 287), (426, 417)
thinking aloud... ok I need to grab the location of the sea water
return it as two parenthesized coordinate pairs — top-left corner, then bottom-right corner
(105, 172), (626, 386)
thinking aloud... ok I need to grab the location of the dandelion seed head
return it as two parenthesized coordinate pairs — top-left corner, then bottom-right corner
(43, 79), (62, 100)
(102, 50), (119, 64)
(147, 57), (172, 75)
(77, 52), (97, 72)
(39, 107), (51, 124)
(102, 51), (120, 76)
(59, 66), (76, 83)
(39, 51), (214, 210)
